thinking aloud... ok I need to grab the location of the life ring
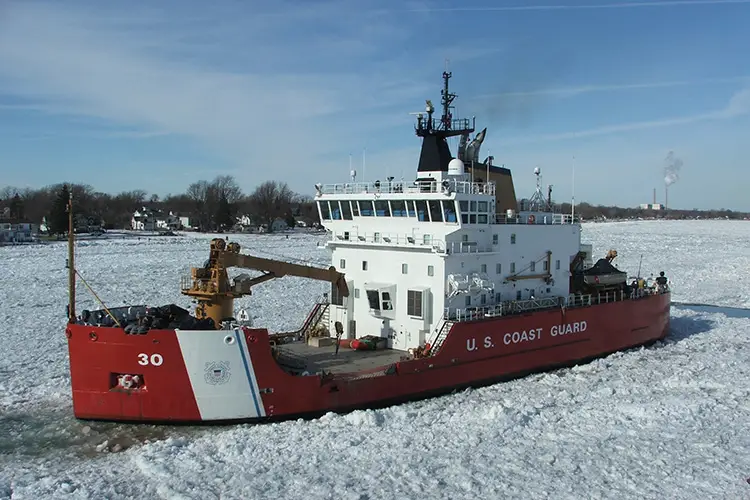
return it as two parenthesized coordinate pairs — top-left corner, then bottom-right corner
(528, 214), (536, 224)
(120, 374), (134, 389)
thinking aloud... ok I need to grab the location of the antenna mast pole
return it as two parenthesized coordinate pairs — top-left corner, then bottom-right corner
(571, 155), (576, 221)
(67, 190), (76, 323)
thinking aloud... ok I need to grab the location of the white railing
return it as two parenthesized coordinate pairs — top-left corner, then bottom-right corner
(329, 231), (497, 254)
(317, 179), (495, 196)
(492, 213), (580, 225)
(444, 287), (669, 322)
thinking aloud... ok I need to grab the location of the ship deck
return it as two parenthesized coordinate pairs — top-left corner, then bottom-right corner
(276, 342), (408, 375)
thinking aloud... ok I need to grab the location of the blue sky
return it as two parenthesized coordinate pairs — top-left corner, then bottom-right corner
(0, 0), (749, 211)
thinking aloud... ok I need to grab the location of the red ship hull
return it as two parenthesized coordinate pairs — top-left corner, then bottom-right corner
(65, 292), (670, 423)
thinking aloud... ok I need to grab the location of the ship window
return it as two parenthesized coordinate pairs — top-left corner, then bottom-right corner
(382, 291), (393, 310)
(478, 201), (488, 212)
(496, 263), (501, 274)
(362, 261), (368, 270)
(511, 262), (516, 273)
(495, 292), (502, 303)
(442, 200), (457, 222)
(461, 214), (469, 224)
(459, 200), (469, 212)
(331, 283), (344, 306)
(481, 264), (487, 273)
(341, 200), (353, 220)
(354, 288), (360, 298)
(423, 234), (431, 245)
(415, 200), (429, 221)
(351, 201), (359, 217)
(339, 259), (345, 269)
(465, 295), (471, 306)
(556, 259), (560, 270)
(390, 200), (407, 217)
(366, 290), (380, 310)
(511, 233), (516, 244)
(331, 201), (342, 220)
(477, 214), (488, 224)
(402, 263), (408, 274)
(407, 200), (417, 217)
(374, 200), (390, 216)
(358, 200), (374, 216)
(319, 201), (331, 220)
(407, 290), (423, 317)
(374, 232), (381, 242)
(530, 261), (536, 272)
(428, 265), (434, 276)
(428, 200), (443, 222)
(470, 201), (477, 211)
(516, 290), (522, 300)
(343, 232), (349, 241)
(492, 234), (498, 245)
(481, 294), (486, 305)
(470, 214), (477, 224)
(543, 260), (549, 271)
(462, 234), (468, 242)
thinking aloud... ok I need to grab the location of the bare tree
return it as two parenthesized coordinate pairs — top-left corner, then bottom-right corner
(247, 180), (295, 232)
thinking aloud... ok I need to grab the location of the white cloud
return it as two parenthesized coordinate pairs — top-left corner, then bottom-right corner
(0, 1), (438, 190)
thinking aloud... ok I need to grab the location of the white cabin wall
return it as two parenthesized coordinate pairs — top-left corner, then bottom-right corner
(328, 245), (446, 351)
(444, 224), (581, 312)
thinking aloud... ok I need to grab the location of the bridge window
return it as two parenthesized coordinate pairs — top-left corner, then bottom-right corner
(358, 200), (374, 216)
(415, 200), (428, 221)
(428, 265), (434, 276)
(319, 201), (331, 220)
(401, 263), (408, 274)
(339, 259), (345, 269)
(331, 201), (342, 220)
(374, 200), (390, 216)
(442, 200), (457, 222)
(382, 291), (393, 310)
(407, 290), (423, 317)
(351, 200), (359, 216)
(341, 201), (353, 220)
(390, 200), (407, 217)
(362, 261), (368, 270)
(511, 233), (516, 244)
(428, 200), (443, 222)
(407, 201), (417, 217)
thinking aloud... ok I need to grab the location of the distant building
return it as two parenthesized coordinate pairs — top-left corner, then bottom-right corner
(640, 203), (664, 210)
(131, 207), (186, 231)
(0, 222), (39, 243)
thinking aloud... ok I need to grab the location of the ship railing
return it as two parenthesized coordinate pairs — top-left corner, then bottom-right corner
(329, 231), (497, 254)
(492, 213), (581, 225)
(444, 287), (666, 322)
(316, 180), (495, 196)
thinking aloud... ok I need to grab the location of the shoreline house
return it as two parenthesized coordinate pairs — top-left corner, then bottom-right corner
(131, 207), (189, 231)
(0, 222), (40, 243)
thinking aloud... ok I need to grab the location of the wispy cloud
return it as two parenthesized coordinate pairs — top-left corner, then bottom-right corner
(398, 0), (750, 13)
(477, 76), (750, 99)
(0, 1), (440, 187)
(502, 86), (750, 144)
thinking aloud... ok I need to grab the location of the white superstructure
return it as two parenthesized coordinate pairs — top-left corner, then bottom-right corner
(314, 71), (586, 352)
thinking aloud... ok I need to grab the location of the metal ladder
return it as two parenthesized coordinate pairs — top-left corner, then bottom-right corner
(429, 319), (455, 356)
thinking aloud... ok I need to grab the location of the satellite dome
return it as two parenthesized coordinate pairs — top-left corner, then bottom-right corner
(448, 158), (465, 176)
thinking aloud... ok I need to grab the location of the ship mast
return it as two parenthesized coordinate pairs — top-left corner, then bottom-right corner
(67, 190), (76, 323)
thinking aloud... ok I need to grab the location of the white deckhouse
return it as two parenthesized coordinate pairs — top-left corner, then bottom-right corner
(315, 72), (589, 352)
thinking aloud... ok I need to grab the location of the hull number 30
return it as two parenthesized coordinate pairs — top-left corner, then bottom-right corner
(137, 353), (164, 366)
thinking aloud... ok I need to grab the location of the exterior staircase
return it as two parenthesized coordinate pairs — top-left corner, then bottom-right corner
(427, 318), (455, 356)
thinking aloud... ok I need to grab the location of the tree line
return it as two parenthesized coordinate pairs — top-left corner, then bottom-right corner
(1, 177), (747, 237)
(0, 176), (319, 235)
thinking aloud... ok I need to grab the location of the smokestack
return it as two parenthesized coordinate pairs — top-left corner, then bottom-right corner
(665, 185), (668, 211)
(653, 188), (656, 205)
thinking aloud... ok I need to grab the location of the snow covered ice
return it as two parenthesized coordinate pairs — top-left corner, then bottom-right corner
(1, 220), (749, 499)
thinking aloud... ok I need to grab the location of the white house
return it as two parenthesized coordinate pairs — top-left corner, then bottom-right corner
(131, 208), (185, 231)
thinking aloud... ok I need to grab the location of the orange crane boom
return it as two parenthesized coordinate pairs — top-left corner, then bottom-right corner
(181, 238), (348, 328)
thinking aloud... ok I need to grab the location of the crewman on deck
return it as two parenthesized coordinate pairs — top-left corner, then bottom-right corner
(655, 271), (668, 291)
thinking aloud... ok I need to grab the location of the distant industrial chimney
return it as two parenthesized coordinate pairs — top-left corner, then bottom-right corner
(653, 188), (656, 205)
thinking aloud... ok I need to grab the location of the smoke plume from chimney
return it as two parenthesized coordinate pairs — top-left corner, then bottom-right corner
(664, 150), (683, 186)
